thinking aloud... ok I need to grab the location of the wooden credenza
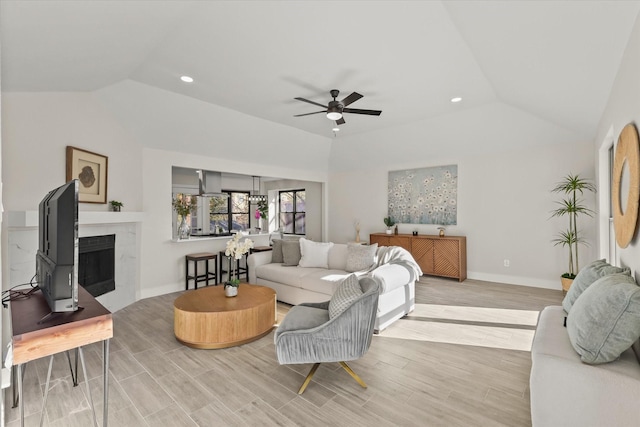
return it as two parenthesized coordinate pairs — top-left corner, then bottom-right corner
(367, 234), (411, 251)
(370, 233), (467, 282)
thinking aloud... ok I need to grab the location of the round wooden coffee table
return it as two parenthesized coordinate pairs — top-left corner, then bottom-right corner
(174, 283), (276, 349)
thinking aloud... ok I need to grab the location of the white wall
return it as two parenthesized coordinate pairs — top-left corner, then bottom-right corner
(1, 92), (147, 352)
(594, 13), (640, 276)
(2, 92), (144, 212)
(141, 147), (327, 298)
(328, 133), (596, 290)
(1, 91), (329, 302)
(0, 44), (4, 419)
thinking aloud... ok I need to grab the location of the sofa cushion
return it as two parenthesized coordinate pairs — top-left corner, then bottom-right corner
(271, 239), (284, 263)
(567, 273), (640, 364)
(329, 274), (363, 319)
(327, 244), (348, 271)
(532, 306), (579, 359)
(346, 243), (378, 272)
(299, 269), (351, 295)
(255, 263), (309, 287)
(255, 263), (346, 296)
(282, 240), (302, 266)
(298, 238), (333, 268)
(562, 259), (631, 313)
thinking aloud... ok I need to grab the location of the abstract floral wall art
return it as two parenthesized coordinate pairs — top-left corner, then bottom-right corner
(388, 165), (458, 225)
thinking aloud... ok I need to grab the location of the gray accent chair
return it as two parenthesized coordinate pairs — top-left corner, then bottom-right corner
(274, 277), (380, 394)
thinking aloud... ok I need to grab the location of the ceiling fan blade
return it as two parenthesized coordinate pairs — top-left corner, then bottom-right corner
(341, 92), (363, 107)
(294, 111), (325, 117)
(294, 97), (328, 109)
(343, 108), (382, 116)
(336, 117), (346, 125)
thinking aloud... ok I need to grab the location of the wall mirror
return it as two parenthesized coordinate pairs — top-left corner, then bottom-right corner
(612, 123), (640, 248)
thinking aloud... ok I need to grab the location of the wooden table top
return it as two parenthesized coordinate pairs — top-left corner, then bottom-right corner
(11, 286), (113, 365)
(174, 283), (275, 313)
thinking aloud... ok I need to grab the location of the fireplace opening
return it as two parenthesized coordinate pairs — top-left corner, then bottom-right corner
(79, 234), (115, 298)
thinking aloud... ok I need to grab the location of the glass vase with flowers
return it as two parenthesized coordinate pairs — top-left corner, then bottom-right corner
(172, 194), (197, 240)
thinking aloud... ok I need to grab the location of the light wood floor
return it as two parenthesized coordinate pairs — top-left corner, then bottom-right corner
(4, 277), (562, 426)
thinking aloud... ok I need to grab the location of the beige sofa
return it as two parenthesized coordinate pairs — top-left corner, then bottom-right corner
(248, 243), (420, 332)
(530, 305), (640, 426)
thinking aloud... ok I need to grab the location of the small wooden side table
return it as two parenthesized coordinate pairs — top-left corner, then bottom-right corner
(11, 286), (112, 427)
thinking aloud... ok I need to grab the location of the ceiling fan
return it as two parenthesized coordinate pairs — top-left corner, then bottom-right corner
(293, 89), (382, 125)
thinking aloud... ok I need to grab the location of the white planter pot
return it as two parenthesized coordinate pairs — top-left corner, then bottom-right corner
(225, 285), (238, 297)
(385, 229), (392, 235)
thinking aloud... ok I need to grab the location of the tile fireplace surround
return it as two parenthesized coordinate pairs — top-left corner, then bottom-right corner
(7, 211), (144, 313)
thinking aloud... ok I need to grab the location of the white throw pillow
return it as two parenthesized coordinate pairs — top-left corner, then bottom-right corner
(298, 238), (334, 268)
(346, 243), (378, 272)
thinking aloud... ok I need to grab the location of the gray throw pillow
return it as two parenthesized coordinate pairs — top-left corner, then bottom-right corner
(328, 274), (363, 319)
(567, 273), (640, 364)
(562, 259), (631, 313)
(282, 240), (301, 266)
(346, 243), (378, 272)
(271, 239), (284, 263)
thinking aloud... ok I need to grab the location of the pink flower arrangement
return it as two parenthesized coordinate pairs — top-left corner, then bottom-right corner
(255, 209), (261, 220)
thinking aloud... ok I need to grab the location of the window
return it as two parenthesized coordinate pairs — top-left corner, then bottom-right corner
(279, 190), (305, 234)
(210, 191), (250, 233)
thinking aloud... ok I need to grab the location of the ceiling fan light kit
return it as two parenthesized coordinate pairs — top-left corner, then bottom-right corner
(326, 110), (342, 121)
(294, 89), (381, 127)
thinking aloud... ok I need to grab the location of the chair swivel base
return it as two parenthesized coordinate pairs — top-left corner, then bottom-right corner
(297, 361), (367, 394)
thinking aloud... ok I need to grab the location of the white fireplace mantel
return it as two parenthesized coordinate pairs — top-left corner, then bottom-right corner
(7, 210), (143, 312)
(7, 211), (145, 228)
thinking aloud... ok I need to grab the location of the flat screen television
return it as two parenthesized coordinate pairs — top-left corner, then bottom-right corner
(36, 179), (79, 313)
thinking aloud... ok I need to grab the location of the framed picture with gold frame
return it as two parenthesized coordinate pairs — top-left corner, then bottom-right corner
(66, 146), (108, 204)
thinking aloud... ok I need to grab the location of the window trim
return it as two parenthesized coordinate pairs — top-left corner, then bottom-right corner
(278, 189), (306, 235)
(210, 190), (250, 233)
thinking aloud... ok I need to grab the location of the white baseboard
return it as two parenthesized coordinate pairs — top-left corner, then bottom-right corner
(467, 271), (561, 290)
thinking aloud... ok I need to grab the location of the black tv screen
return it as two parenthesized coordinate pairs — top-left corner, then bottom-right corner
(36, 179), (79, 313)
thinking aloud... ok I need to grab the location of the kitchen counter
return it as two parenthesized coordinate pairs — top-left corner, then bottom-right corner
(172, 232), (270, 243)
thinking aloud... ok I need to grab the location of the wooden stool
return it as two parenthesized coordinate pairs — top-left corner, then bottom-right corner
(185, 252), (218, 290)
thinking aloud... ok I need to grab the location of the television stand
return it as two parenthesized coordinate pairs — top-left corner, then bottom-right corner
(11, 286), (111, 427)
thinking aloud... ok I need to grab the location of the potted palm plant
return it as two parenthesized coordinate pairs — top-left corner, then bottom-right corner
(550, 174), (596, 292)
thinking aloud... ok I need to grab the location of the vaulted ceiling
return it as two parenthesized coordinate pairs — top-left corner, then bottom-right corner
(2, 1), (639, 146)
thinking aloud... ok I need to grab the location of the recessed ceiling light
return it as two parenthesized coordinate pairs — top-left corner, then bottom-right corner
(180, 75), (194, 83)
(332, 127), (340, 132)
(450, 97), (462, 103)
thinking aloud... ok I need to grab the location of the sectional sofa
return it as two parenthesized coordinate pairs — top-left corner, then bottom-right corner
(247, 238), (422, 332)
